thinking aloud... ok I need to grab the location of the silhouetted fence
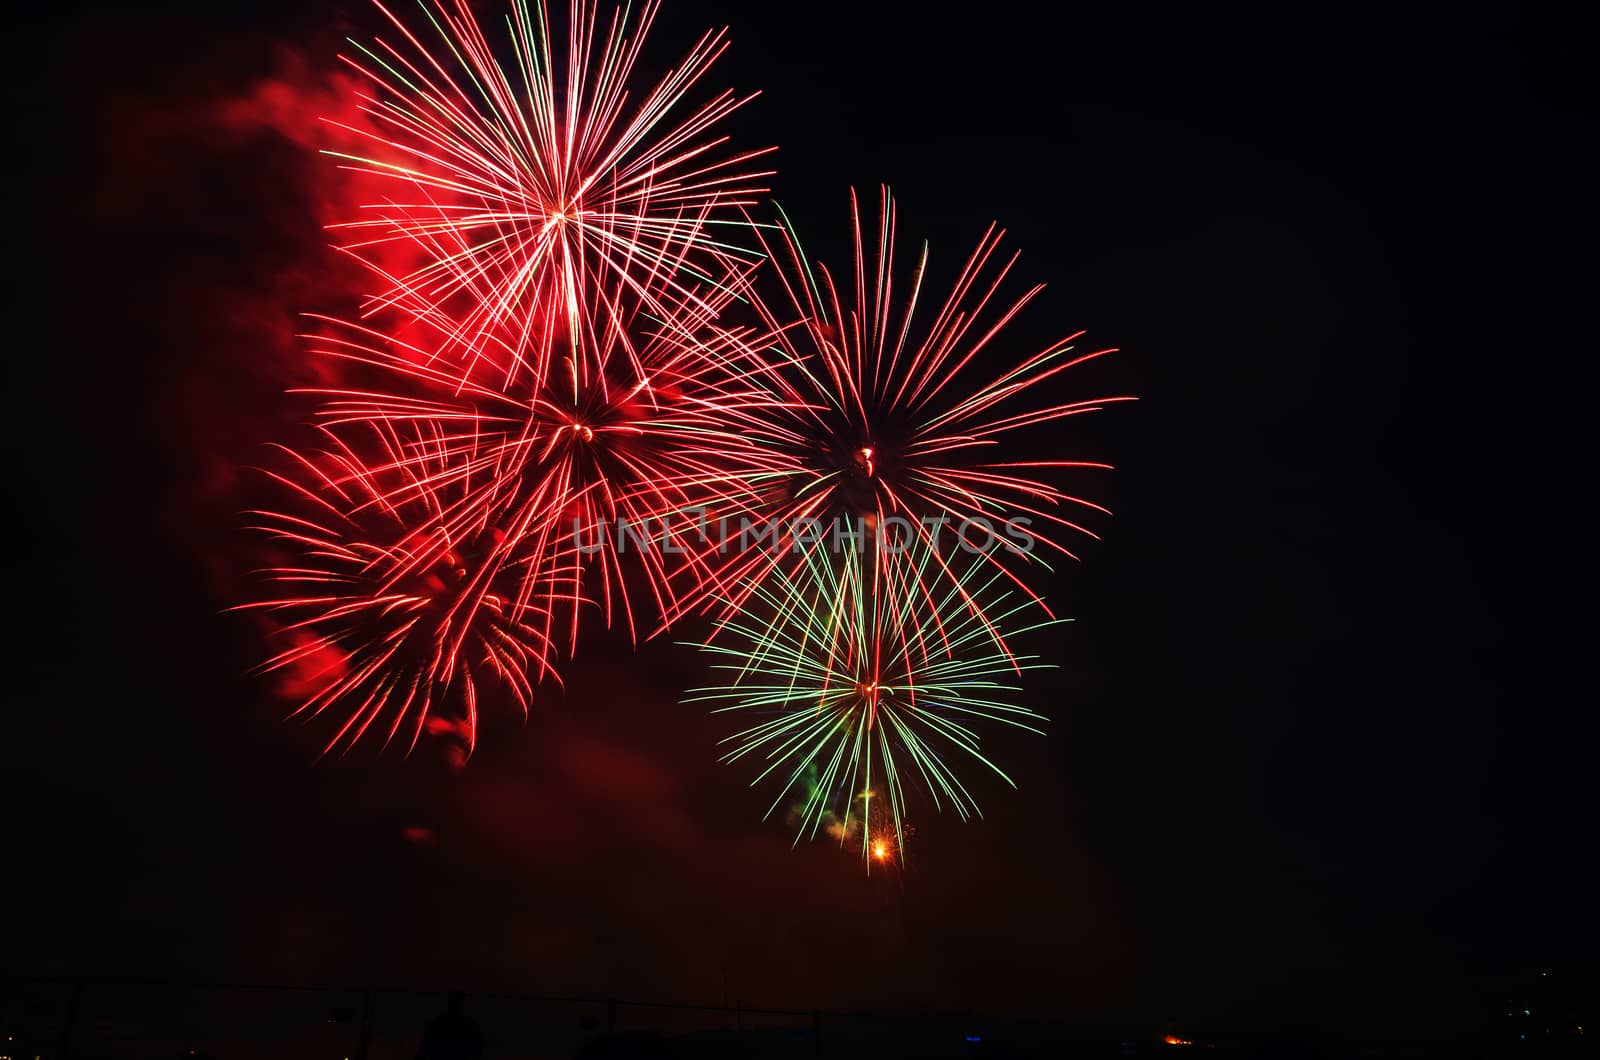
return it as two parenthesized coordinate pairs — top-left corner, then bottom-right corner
(2, 977), (823, 1059)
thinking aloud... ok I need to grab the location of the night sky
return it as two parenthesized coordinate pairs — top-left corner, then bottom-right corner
(6, 0), (1593, 1046)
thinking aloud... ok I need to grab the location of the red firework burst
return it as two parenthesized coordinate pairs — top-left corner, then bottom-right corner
(327, 0), (774, 388)
(673, 187), (1135, 649)
(240, 418), (562, 758)
(292, 257), (788, 655)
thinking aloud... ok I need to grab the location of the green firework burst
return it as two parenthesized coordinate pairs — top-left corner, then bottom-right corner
(684, 528), (1061, 864)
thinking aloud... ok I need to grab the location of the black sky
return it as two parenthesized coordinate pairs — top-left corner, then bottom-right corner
(5, 0), (1593, 1044)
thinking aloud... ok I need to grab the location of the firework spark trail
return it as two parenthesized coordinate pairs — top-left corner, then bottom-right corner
(685, 533), (1060, 866)
(326, 0), (775, 388)
(239, 418), (564, 758)
(667, 187), (1134, 660)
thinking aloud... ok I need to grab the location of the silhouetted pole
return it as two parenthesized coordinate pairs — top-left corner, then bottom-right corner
(606, 998), (617, 1033)
(55, 978), (84, 1060)
(353, 992), (375, 1060)
(812, 1009), (822, 1056)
